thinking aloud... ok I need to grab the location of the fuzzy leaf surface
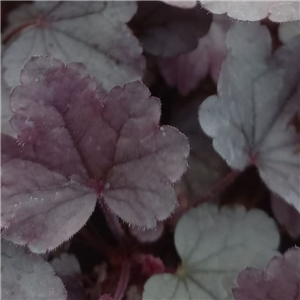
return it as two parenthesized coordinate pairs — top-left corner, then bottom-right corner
(1, 57), (189, 252)
(130, 222), (164, 243)
(1, 241), (66, 300)
(2, 1), (145, 91)
(199, 23), (300, 211)
(130, 1), (212, 57)
(233, 248), (300, 300)
(143, 204), (279, 300)
(162, 0), (300, 21)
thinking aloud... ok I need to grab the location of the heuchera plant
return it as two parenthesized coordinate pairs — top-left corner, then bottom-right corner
(162, 0), (300, 22)
(233, 248), (300, 300)
(199, 22), (300, 210)
(1, 56), (189, 253)
(1, 2), (300, 300)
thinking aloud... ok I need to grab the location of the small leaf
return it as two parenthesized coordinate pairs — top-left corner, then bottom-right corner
(130, 1), (212, 57)
(130, 222), (164, 243)
(1, 241), (67, 300)
(233, 247), (300, 300)
(2, 1), (145, 91)
(159, 15), (231, 95)
(271, 194), (300, 239)
(1, 56), (189, 253)
(51, 253), (81, 277)
(199, 23), (300, 211)
(143, 204), (279, 300)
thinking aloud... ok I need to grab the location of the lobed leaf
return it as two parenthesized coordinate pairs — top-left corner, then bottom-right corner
(199, 23), (300, 211)
(130, 1), (212, 57)
(2, 1), (145, 91)
(143, 204), (279, 300)
(159, 15), (231, 95)
(1, 241), (67, 300)
(1, 56), (189, 252)
(233, 247), (300, 300)
(160, 1), (300, 22)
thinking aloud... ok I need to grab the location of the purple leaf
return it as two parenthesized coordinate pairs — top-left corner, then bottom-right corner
(2, 1), (145, 91)
(199, 23), (300, 211)
(233, 247), (300, 300)
(1, 56), (189, 253)
(130, 1), (212, 57)
(159, 15), (231, 95)
(1, 241), (67, 300)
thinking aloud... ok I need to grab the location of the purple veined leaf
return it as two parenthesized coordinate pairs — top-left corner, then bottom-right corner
(129, 1), (212, 57)
(1, 241), (67, 300)
(199, 23), (300, 212)
(143, 204), (279, 300)
(129, 222), (164, 243)
(2, 1), (145, 92)
(159, 15), (231, 96)
(233, 247), (300, 300)
(1, 56), (189, 253)
(159, 0), (300, 22)
(271, 194), (300, 239)
(279, 21), (300, 44)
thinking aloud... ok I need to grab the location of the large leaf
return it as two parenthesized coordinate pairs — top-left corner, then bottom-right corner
(1, 241), (66, 300)
(130, 1), (212, 57)
(199, 23), (300, 211)
(2, 1), (145, 91)
(143, 204), (279, 300)
(1, 56), (189, 253)
(159, 1), (300, 22)
(233, 248), (300, 300)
